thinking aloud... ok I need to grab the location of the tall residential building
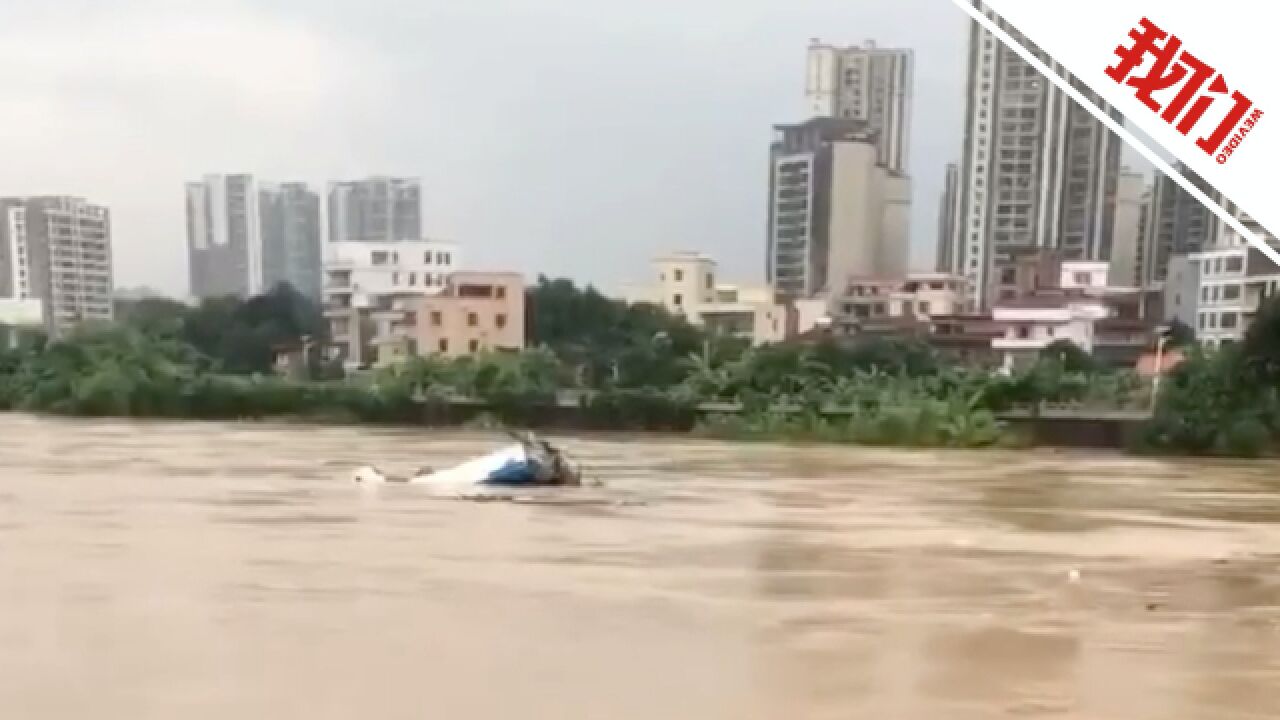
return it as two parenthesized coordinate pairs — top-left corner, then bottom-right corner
(0, 196), (113, 338)
(805, 39), (913, 173)
(1108, 170), (1149, 288)
(1138, 165), (1222, 290)
(766, 118), (909, 298)
(187, 174), (263, 299)
(936, 163), (961, 272)
(946, 9), (1122, 309)
(187, 175), (323, 300)
(327, 177), (422, 244)
(260, 183), (323, 300)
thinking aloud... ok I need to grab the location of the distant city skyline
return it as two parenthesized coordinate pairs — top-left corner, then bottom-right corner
(0, 0), (977, 299)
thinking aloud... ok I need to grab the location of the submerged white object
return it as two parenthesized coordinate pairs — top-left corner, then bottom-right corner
(351, 444), (531, 488)
(409, 443), (529, 487)
(352, 466), (390, 484)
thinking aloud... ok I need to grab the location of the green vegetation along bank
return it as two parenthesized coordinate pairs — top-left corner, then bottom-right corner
(2, 280), (1279, 457)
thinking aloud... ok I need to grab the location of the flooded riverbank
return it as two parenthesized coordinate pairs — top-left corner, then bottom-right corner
(2, 414), (1279, 719)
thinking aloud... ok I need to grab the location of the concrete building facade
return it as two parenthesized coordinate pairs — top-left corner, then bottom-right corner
(259, 183), (323, 300)
(323, 240), (460, 368)
(627, 251), (790, 346)
(946, 9), (1122, 309)
(187, 174), (263, 299)
(767, 118), (909, 297)
(826, 273), (966, 336)
(1139, 166), (1222, 290)
(415, 272), (526, 358)
(328, 177), (422, 244)
(936, 162), (962, 273)
(188, 175), (324, 301)
(804, 39), (913, 173)
(1164, 222), (1280, 349)
(1108, 170), (1148, 289)
(0, 197), (114, 338)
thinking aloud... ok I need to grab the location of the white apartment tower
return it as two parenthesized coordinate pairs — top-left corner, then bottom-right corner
(187, 174), (264, 299)
(187, 174), (324, 301)
(0, 196), (114, 338)
(947, 10), (1122, 309)
(328, 177), (422, 244)
(806, 39), (913, 173)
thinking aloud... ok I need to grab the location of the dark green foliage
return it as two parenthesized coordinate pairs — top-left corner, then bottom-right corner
(4, 282), (1278, 456)
(1040, 339), (1098, 374)
(116, 283), (326, 376)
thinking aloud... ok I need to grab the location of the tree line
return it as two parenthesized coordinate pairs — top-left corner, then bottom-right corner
(2, 279), (1279, 456)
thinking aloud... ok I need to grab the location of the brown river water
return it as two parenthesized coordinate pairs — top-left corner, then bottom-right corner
(2, 414), (1280, 719)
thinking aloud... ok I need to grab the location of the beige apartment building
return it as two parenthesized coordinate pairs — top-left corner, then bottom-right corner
(625, 251), (792, 346)
(415, 272), (525, 358)
(766, 118), (910, 298)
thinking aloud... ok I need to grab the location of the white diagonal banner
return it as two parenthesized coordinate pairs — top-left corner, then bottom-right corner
(955, 0), (1280, 269)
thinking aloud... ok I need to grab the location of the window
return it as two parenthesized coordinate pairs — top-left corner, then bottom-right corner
(372, 251), (389, 265)
(431, 311), (442, 326)
(408, 273), (417, 287)
(1214, 258), (1224, 274)
(1199, 314), (1207, 330)
(391, 272), (400, 285)
(1047, 326), (1056, 338)
(706, 274), (714, 289)
(919, 301), (930, 315)
(495, 313), (507, 329)
(1017, 326), (1031, 339)
(674, 269), (684, 282)
(469, 340), (480, 353)
(1225, 256), (1244, 273)
(438, 339), (448, 353)
(424, 252), (434, 265)
(673, 293), (683, 307)
(1074, 272), (1091, 286)
(467, 312), (478, 327)
(1000, 267), (1017, 284)
(496, 286), (506, 299)
(1221, 312), (1239, 329)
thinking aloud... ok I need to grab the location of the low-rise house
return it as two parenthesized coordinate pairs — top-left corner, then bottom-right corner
(624, 251), (791, 345)
(415, 272), (525, 358)
(1164, 222), (1280, 349)
(323, 239), (459, 368)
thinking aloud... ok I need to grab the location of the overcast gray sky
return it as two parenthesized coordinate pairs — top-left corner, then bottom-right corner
(1, 0), (972, 297)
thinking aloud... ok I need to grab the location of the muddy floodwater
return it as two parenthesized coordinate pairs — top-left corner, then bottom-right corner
(2, 414), (1280, 719)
